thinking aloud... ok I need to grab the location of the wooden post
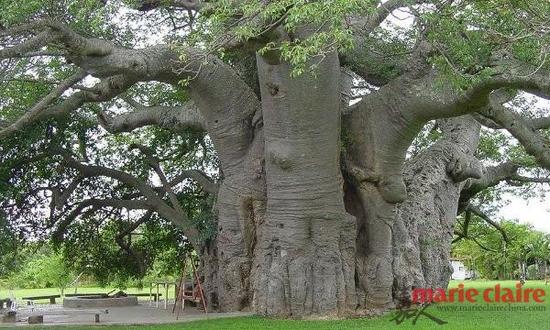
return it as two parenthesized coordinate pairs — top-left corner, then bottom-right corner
(28, 315), (43, 324)
(149, 284), (152, 306)
(164, 283), (168, 310)
(156, 283), (160, 308)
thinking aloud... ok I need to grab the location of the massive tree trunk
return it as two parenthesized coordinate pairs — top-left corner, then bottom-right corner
(250, 52), (356, 316)
(187, 59), (267, 311)
(392, 116), (482, 302)
(342, 79), (425, 309)
(200, 66), (486, 315)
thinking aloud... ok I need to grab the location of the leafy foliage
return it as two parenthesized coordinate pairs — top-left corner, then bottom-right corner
(191, 0), (378, 76)
(4, 244), (73, 293)
(453, 219), (550, 280)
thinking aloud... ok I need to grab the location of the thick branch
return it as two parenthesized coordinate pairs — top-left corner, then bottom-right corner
(0, 74), (136, 139)
(115, 210), (153, 276)
(530, 117), (550, 130)
(98, 99), (205, 133)
(170, 169), (218, 194)
(462, 162), (519, 194)
(133, 0), (206, 11)
(61, 156), (200, 243)
(51, 177), (84, 210)
(51, 198), (149, 240)
(64, 158), (183, 224)
(465, 204), (509, 243)
(362, 0), (427, 32)
(452, 209), (472, 244)
(0, 32), (54, 59)
(508, 174), (550, 184)
(479, 98), (550, 170)
(0, 70), (87, 138)
(449, 67), (550, 115)
(474, 112), (550, 131)
(459, 161), (520, 211)
(399, 59), (550, 122)
(129, 144), (187, 218)
(3, 21), (259, 161)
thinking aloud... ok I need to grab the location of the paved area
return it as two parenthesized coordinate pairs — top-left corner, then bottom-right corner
(1, 302), (253, 326)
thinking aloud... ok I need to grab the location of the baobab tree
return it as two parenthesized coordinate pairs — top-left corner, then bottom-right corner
(0, 0), (549, 317)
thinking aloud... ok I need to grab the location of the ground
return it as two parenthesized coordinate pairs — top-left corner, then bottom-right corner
(1, 281), (548, 329)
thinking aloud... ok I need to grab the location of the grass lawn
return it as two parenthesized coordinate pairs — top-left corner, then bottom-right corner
(2, 280), (549, 329)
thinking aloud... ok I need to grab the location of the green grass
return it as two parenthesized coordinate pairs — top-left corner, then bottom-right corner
(3, 280), (549, 329)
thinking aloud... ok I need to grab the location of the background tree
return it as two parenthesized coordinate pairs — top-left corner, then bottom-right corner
(453, 220), (550, 280)
(0, 212), (20, 280)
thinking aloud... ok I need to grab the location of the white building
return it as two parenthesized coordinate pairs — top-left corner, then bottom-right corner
(450, 259), (473, 280)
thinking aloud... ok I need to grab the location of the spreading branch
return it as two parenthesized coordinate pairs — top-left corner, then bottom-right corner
(50, 176), (84, 211)
(61, 156), (197, 239)
(171, 170), (218, 194)
(508, 174), (550, 184)
(460, 161), (520, 207)
(361, 0), (429, 32)
(129, 144), (187, 218)
(115, 210), (154, 276)
(51, 198), (149, 240)
(453, 207), (502, 252)
(47, 152), (210, 244)
(0, 70), (87, 138)
(133, 0), (206, 12)
(478, 96), (550, 170)
(98, 98), (205, 133)
(0, 74), (137, 139)
(474, 112), (550, 131)
(465, 204), (509, 243)
(0, 32), (55, 59)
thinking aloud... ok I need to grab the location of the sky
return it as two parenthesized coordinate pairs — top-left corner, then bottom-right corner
(499, 194), (550, 233)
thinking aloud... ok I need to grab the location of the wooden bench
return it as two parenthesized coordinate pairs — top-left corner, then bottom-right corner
(127, 293), (162, 302)
(22, 295), (61, 305)
(64, 293), (108, 297)
(18, 308), (108, 324)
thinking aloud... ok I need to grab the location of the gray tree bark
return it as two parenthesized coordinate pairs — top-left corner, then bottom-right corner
(392, 116), (482, 303)
(250, 52), (356, 316)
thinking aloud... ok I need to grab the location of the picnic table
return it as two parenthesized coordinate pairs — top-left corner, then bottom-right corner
(127, 293), (162, 302)
(150, 280), (177, 309)
(22, 294), (61, 305)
